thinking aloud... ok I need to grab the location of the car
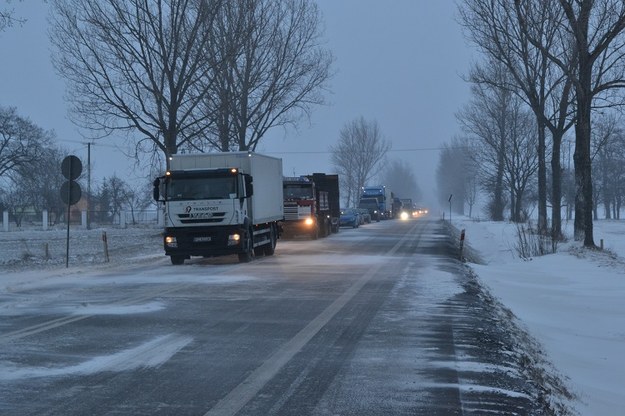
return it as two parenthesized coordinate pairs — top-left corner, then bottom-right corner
(339, 208), (360, 228)
(357, 208), (371, 224)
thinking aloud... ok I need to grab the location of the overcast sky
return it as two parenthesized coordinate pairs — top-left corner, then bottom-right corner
(0, 1), (474, 206)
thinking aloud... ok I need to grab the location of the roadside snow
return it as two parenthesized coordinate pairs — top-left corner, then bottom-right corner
(454, 217), (625, 416)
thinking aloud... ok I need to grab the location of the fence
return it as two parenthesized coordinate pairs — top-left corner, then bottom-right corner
(0, 209), (163, 232)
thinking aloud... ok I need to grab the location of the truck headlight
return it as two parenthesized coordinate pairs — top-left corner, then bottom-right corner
(304, 217), (314, 226)
(165, 236), (178, 248)
(400, 211), (409, 220)
(228, 233), (241, 246)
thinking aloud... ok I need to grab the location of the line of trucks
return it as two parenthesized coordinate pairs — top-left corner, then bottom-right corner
(152, 152), (411, 265)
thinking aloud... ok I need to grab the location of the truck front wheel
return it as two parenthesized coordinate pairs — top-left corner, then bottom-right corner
(170, 255), (185, 265)
(310, 224), (319, 240)
(238, 229), (254, 263)
(263, 225), (277, 256)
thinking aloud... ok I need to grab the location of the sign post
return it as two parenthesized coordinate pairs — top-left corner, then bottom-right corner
(448, 194), (453, 225)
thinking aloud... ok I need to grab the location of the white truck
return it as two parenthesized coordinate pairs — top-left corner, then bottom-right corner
(153, 152), (284, 265)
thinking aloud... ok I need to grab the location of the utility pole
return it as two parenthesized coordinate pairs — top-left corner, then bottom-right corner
(87, 142), (91, 230)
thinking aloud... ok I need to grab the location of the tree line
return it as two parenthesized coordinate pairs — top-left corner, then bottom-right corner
(2, 1), (422, 222)
(0, 106), (152, 226)
(437, 0), (625, 248)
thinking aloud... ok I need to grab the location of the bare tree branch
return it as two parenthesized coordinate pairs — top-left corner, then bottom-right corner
(49, 0), (224, 167)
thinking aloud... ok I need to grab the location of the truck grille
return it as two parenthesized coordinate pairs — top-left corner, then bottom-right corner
(177, 212), (226, 224)
(284, 205), (312, 221)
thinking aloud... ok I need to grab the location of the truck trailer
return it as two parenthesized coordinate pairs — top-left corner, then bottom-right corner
(282, 173), (340, 238)
(153, 152), (283, 264)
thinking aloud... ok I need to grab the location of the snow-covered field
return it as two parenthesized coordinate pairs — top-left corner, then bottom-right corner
(1, 218), (624, 415)
(0, 225), (163, 272)
(453, 217), (625, 416)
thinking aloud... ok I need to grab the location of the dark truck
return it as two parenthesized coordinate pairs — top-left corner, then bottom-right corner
(358, 197), (381, 222)
(282, 173), (340, 239)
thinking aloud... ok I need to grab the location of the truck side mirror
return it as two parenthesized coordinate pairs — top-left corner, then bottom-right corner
(245, 175), (254, 197)
(153, 178), (160, 201)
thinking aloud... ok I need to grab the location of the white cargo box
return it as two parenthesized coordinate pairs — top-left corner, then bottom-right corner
(169, 152), (284, 224)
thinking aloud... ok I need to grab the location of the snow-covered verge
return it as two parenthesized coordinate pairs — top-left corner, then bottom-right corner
(0, 225), (163, 272)
(452, 217), (625, 416)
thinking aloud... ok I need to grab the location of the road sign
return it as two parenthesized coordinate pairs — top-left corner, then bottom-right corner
(61, 155), (82, 180)
(60, 181), (82, 205)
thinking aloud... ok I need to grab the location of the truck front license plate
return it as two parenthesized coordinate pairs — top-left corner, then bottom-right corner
(193, 236), (212, 242)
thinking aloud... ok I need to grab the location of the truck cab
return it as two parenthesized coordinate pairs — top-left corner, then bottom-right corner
(282, 176), (330, 239)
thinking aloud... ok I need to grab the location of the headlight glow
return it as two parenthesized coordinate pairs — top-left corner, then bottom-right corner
(400, 211), (409, 220)
(304, 217), (314, 226)
(228, 233), (241, 246)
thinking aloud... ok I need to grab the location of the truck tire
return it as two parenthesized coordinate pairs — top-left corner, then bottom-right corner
(170, 255), (185, 265)
(323, 220), (331, 237)
(263, 225), (276, 256)
(311, 224), (319, 240)
(238, 229), (254, 263)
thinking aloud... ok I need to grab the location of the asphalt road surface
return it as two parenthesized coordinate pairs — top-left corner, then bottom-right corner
(0, 218), (552, 415)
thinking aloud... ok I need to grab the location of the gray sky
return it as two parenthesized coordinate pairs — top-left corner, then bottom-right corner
(0, 1), (473, 206)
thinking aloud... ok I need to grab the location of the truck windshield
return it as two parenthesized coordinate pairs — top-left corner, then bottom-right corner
(362, 188), (383, 198)
(283, 185), (313, 199)
(167, 177), (236, 201)
(359, 199), (378, 209)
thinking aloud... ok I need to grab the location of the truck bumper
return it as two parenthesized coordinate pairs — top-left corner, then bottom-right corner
(163, 225), (247, 257)
(281, 219), (317, 235)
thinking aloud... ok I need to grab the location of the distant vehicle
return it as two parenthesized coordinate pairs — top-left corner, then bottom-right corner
(357, 208), (371, 224)
(361, 185), (393, 219)
(339, 208), (360, 228)
(282, 173), (340, 239)
(358, 197), (381, 222)
(412, 207), (429, 217)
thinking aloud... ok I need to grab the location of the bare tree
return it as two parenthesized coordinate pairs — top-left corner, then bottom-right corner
(12, 145), (68, 225)
(0, 188), (29, 227)
(458, 63), (510, 220)
(330, 117), (390, 207)
(198, 0), (333, 152)
(436, 137), (477, 216)
(124, 180), (153, 225)
(0, 106), (53, 181)
(459, 61), (539, 222)
(502, 104), (539, 222)
(49, 0), (224, 168)
(561, 0), (625, 245)
(0, 2), (24, 32)
(381, 159), (421, 203)
(459, 0), (575, 238)
(591, 113), (625, 220)
(516, 0), (625, 245)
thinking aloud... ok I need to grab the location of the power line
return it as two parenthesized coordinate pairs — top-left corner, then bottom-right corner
(264, 147), (445, 155)
(55, 138), (122, 149)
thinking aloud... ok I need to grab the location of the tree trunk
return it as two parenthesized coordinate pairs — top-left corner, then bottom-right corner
(537, 122), (547, 233)
(164, 128), (178, 170)
(493, 135), (506, 221)
(551, 132), (563, 240)
(573, 74), (595, 247)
